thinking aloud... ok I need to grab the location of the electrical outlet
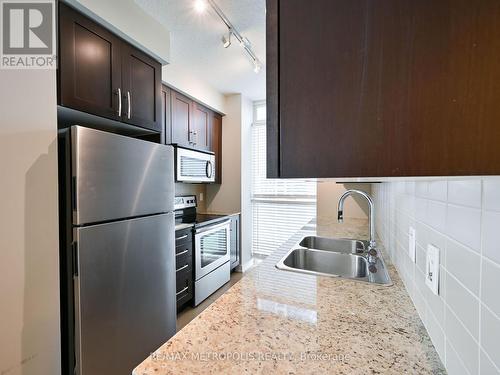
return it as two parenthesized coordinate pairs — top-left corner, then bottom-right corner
(408, 227), (416, 263)
(199, 193), (204, 202)
(425, 244), (440, 295)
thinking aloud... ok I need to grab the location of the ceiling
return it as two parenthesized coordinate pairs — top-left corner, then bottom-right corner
(135, 0), (266, 100)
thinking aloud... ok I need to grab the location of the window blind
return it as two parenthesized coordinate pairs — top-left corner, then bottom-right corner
(251, 102), (316, 256)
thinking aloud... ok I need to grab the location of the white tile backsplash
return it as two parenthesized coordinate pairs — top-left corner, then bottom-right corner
(428, 180), (448, 202)
(481, 307), (500, 370)
(446, 204), (481, 252)
(445, 341), (470, 375)
(483, 178), (500, 212)
(482, 210), (500, 264)
(416, 197), (428, 222)
(373, 177), (500, 375)
(416, 181), (429, 198)
(427, 200), (447, 231)
(446, 239), (481, 295)
(480, 349), (500, 375)
(445, 270), (480, 340)
(446, 306), (479, 375)
(448, 180), (482, 208)
(481, 259), (500, 318)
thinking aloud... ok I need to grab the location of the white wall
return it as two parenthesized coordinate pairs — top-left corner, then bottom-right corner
(206, 94), (242, 213)
(0, 70), (60, 374)
(205, 94), (253, 270)
(373, 179), (500, 375)
(65, 0), (170, 63)
(163, 64), (226, 114)
(316, 181), (371, 224)
(175, 183), (207, 212)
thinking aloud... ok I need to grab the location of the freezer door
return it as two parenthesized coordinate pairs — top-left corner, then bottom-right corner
(74, 213), (176, 375)
(72, 126), (174, 225)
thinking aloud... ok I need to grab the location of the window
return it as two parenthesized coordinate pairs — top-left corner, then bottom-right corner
(251, 101), (317, 256)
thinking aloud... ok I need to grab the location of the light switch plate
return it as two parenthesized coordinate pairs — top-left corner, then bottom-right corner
(409, 227), (416, 263)
(425, 244), (440, 295)
(199, 192), (204, 202)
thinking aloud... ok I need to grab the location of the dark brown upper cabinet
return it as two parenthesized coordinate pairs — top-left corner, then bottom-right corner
(58, 3), (161, 132)
(58, 3), (122, 121)
(170, 90), (213, 151)
(171, 90), (193, 147)
(121, 44), (161, 131)
(191, 102), (212, 151)
(267, 0), (500, 178)
(161, 85), (172, 145)
(166, 85), (223, 181)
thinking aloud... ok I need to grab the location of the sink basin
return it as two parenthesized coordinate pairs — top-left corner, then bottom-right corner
(299, 236), (366, 254)
(281, 248), (368, 278)
(276, 237), (392, 286)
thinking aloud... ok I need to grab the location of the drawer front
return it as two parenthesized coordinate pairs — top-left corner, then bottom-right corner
(175, 228), (193, 246)
(176, 271), (193, 306)
(175, 239), (192, 257)
(175, 254), (192, 274)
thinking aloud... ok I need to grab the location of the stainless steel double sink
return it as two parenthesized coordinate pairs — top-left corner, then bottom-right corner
(276, 236), (392, 286)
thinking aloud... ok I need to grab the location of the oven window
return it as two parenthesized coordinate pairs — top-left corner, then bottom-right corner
(200, 227), (228, 268)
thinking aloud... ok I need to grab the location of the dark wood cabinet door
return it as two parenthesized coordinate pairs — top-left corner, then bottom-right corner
(161, 85), (172, 144)
(58, 3), (122, 121)
(191, 102), (212, 151)
(121, 44), (162, 131)
(212, 113), (223, 183)
(171, 91), (192, 147)
(268, 0), (500, 177)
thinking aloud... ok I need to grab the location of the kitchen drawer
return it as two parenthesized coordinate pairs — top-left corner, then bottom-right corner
(175, 228), (192, 246)
(175, 254), (192, 274)
(176, 271), (193, 308)
(175, 239), (192, 257)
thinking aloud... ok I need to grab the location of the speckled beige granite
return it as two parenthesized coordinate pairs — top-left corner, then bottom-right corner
(134, 218), (445, 375)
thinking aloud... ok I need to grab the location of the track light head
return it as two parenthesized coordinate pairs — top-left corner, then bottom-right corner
(222, 31), (232, 48)
(253, 61), (262, 74)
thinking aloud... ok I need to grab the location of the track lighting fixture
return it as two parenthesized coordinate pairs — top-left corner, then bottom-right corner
(196, 0), (263, 73)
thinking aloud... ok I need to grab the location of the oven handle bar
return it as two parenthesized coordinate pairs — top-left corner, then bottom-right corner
(195, 219), (231, 234)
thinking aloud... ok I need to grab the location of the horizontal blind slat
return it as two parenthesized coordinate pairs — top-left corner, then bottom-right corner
(251, 102), (316, 256)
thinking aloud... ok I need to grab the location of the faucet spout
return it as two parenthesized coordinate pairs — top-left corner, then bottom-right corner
(337, 189), (376, 249)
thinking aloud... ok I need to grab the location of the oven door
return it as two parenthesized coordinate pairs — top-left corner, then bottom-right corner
(195, 220), (231, 279)
(175, 147), (215, 183)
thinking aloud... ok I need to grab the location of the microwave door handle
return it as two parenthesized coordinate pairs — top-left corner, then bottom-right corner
(206, 160), (213, 178)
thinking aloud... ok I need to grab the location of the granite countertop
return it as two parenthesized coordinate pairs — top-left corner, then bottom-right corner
(134, 218), (445, 375)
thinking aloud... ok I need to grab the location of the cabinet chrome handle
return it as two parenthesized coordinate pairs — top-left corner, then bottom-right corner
(117, 88), (122, 116)
(176, 234), (188, 241)
(176, 264), (189, 272)
(176, 249), (189, 257)
(127, 91), (131, 119)
(189, 130), (197, 145)
(176, 286), (188, 296)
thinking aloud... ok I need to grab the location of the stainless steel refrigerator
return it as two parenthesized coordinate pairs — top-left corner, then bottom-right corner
(58, 126), (176, 375)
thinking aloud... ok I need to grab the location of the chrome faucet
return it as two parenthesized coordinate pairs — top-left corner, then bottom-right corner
(337, 189), (376, 250)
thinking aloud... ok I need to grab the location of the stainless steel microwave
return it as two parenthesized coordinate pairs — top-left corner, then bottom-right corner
(175, 146), (216, 183)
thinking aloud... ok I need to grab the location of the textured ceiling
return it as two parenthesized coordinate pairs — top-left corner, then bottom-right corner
(135, 0), (266, 100)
